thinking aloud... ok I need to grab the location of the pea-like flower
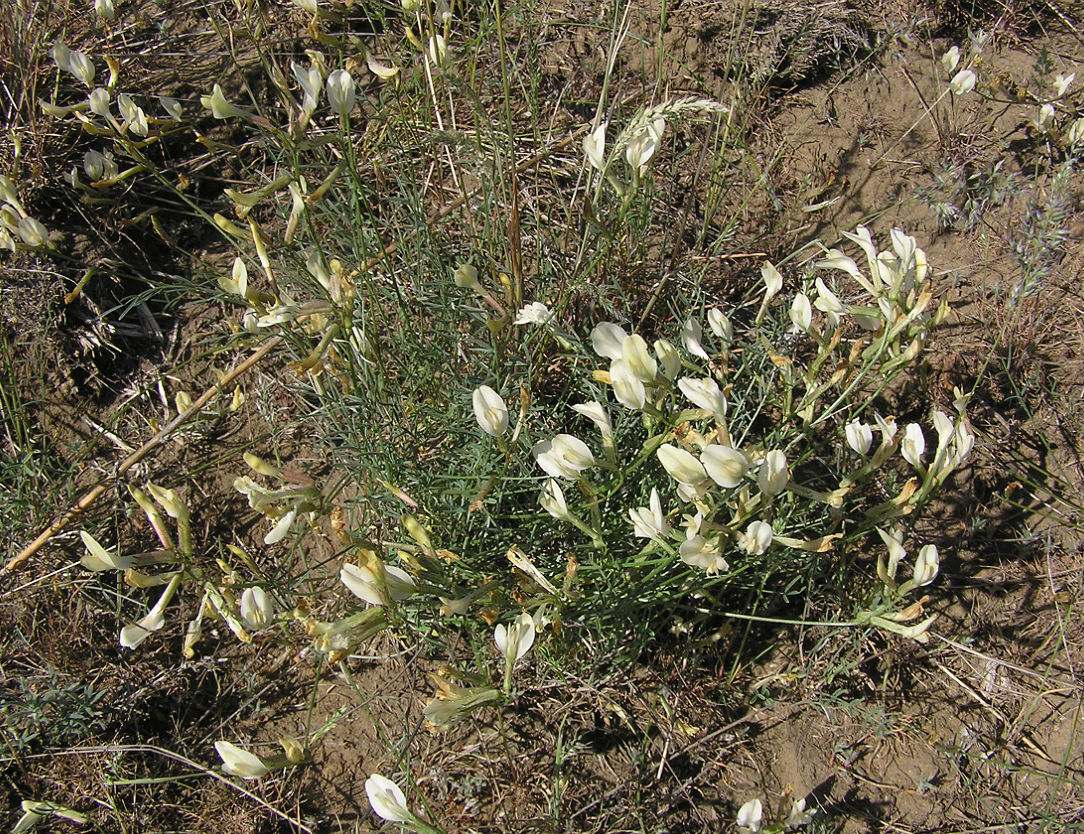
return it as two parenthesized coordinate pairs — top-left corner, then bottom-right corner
(790, 292), (812, 332)
(707, 308), (733, 342)
(845, 420), (873, 455)
(912, 544), (939, 586)
(240, 586), (274, 631)
(900, 423), (925, 469)
(738, 520), (773, 555)
(629, 487), (671, 541)
(539, 479), (572, 522)
(494, 611), (536, 666)
(701, 444), (749, 488)
(215, 741), (271, 779)
(758, 450), (789, 498)
(583, 122), (606, 171)
(678, 377), (727, 420)
(950, 69), (976, 96)
(365, 774), (413, 824)
(679, 534), (729, 574)
(533, 434), (595, 479)
(472, 385), (508, 437)
(610, 359), (647, 410)
(736, 798), (763, 834)
(591, 321), (628, 361)
(341, 560), (417, 606)
(326, 69), (355, 116)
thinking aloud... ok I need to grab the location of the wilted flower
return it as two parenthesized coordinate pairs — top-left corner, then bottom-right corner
(900, 423), (925, 469)
(758, 450), (789, 498)
(240, 586), (274, 631)
(629, 487), (671, 541)
(739, 520), (774, 555)
(736, 798), (763, 833)
(326, 68), (355, 115)
(950, 69), (976, 96)
(677, 377), (727, 419)
(472, 385), (508, 437)
(845, 419), (873, 455)
(80, 530), (133, 571)
(365, 774), (413, 824)
(701, 444), (749, 488)
(533, 434), (595, 479)
(494, 611), (536, 665)
(215, 740), (271, 779)
(583, 122), (606, 171)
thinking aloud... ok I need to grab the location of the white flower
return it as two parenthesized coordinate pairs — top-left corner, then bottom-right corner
(494, 611), (536, 664)
(1067, 117), (1084, 147)
(913, 544), (939, 586)
(1054, 72), (1075, 97)
(80, 530), (133, 571)
(758, 450), (789, 498)
(701, 445), (749, 488)
(240, 586), (274, 631)
(571, 401), (613, 443)
(472, 385), (509, 437)
(629, 488), (671, 540)
(120, 574), (181, 649)
(942, 46), (960, 73)
(1034, 103), (1055, 133)
(761, 261), (783, 301)
(17, 217), (48, 247)
(654, 339), (680, 379)
(737, 798), (763, 833)
(591, 322), (628, 361)
(790, 292), (812, 332)
(533, 434), (595, 479)
(785, 797), (816, 828)
(707, 308), (732, 342)
(622, 334), (658, 383)
(341, 561), (416, 606)
(610, 359), (646, 410)
(878, 527), (906, 582)
(950, 69), (976, 96)
(515, 301), (552, 325)
(738, 520), (773, 555)
(679, 534), (729, 574)
(677, 377), (727, 419)
(657, 444), (708, 487)
(366, 54), (400, 80)
(326, 69), (356, 115)
(365, 774), (413, 823)
(814, 277), (845, 327)
(117, 94), (147, 137)
(293, 0), (318, 12)
(68, 50), (95, 87)
(264, 507), (297, 545)
(88, 87), (111, 118)
(52, 41), (71, 73)
(428, 34), (447, 67)
(583, 122), (606, 171)
(625, 117), (665, 171)
(292, 61), (322, 116)
(215, 741), (271, 779)
(95, 0), (115, 22)
(900, 423), (925, 469)
(539, 479), (572, 522)
(453, 263), (480, 290)
(681, 317), (709, 360)
(159, 95), (183, 120)
(845, 420), (873, 455)
(201, 84), (251, 120)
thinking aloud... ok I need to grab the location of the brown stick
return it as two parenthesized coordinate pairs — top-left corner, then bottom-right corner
(5, 335), (283, 574)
